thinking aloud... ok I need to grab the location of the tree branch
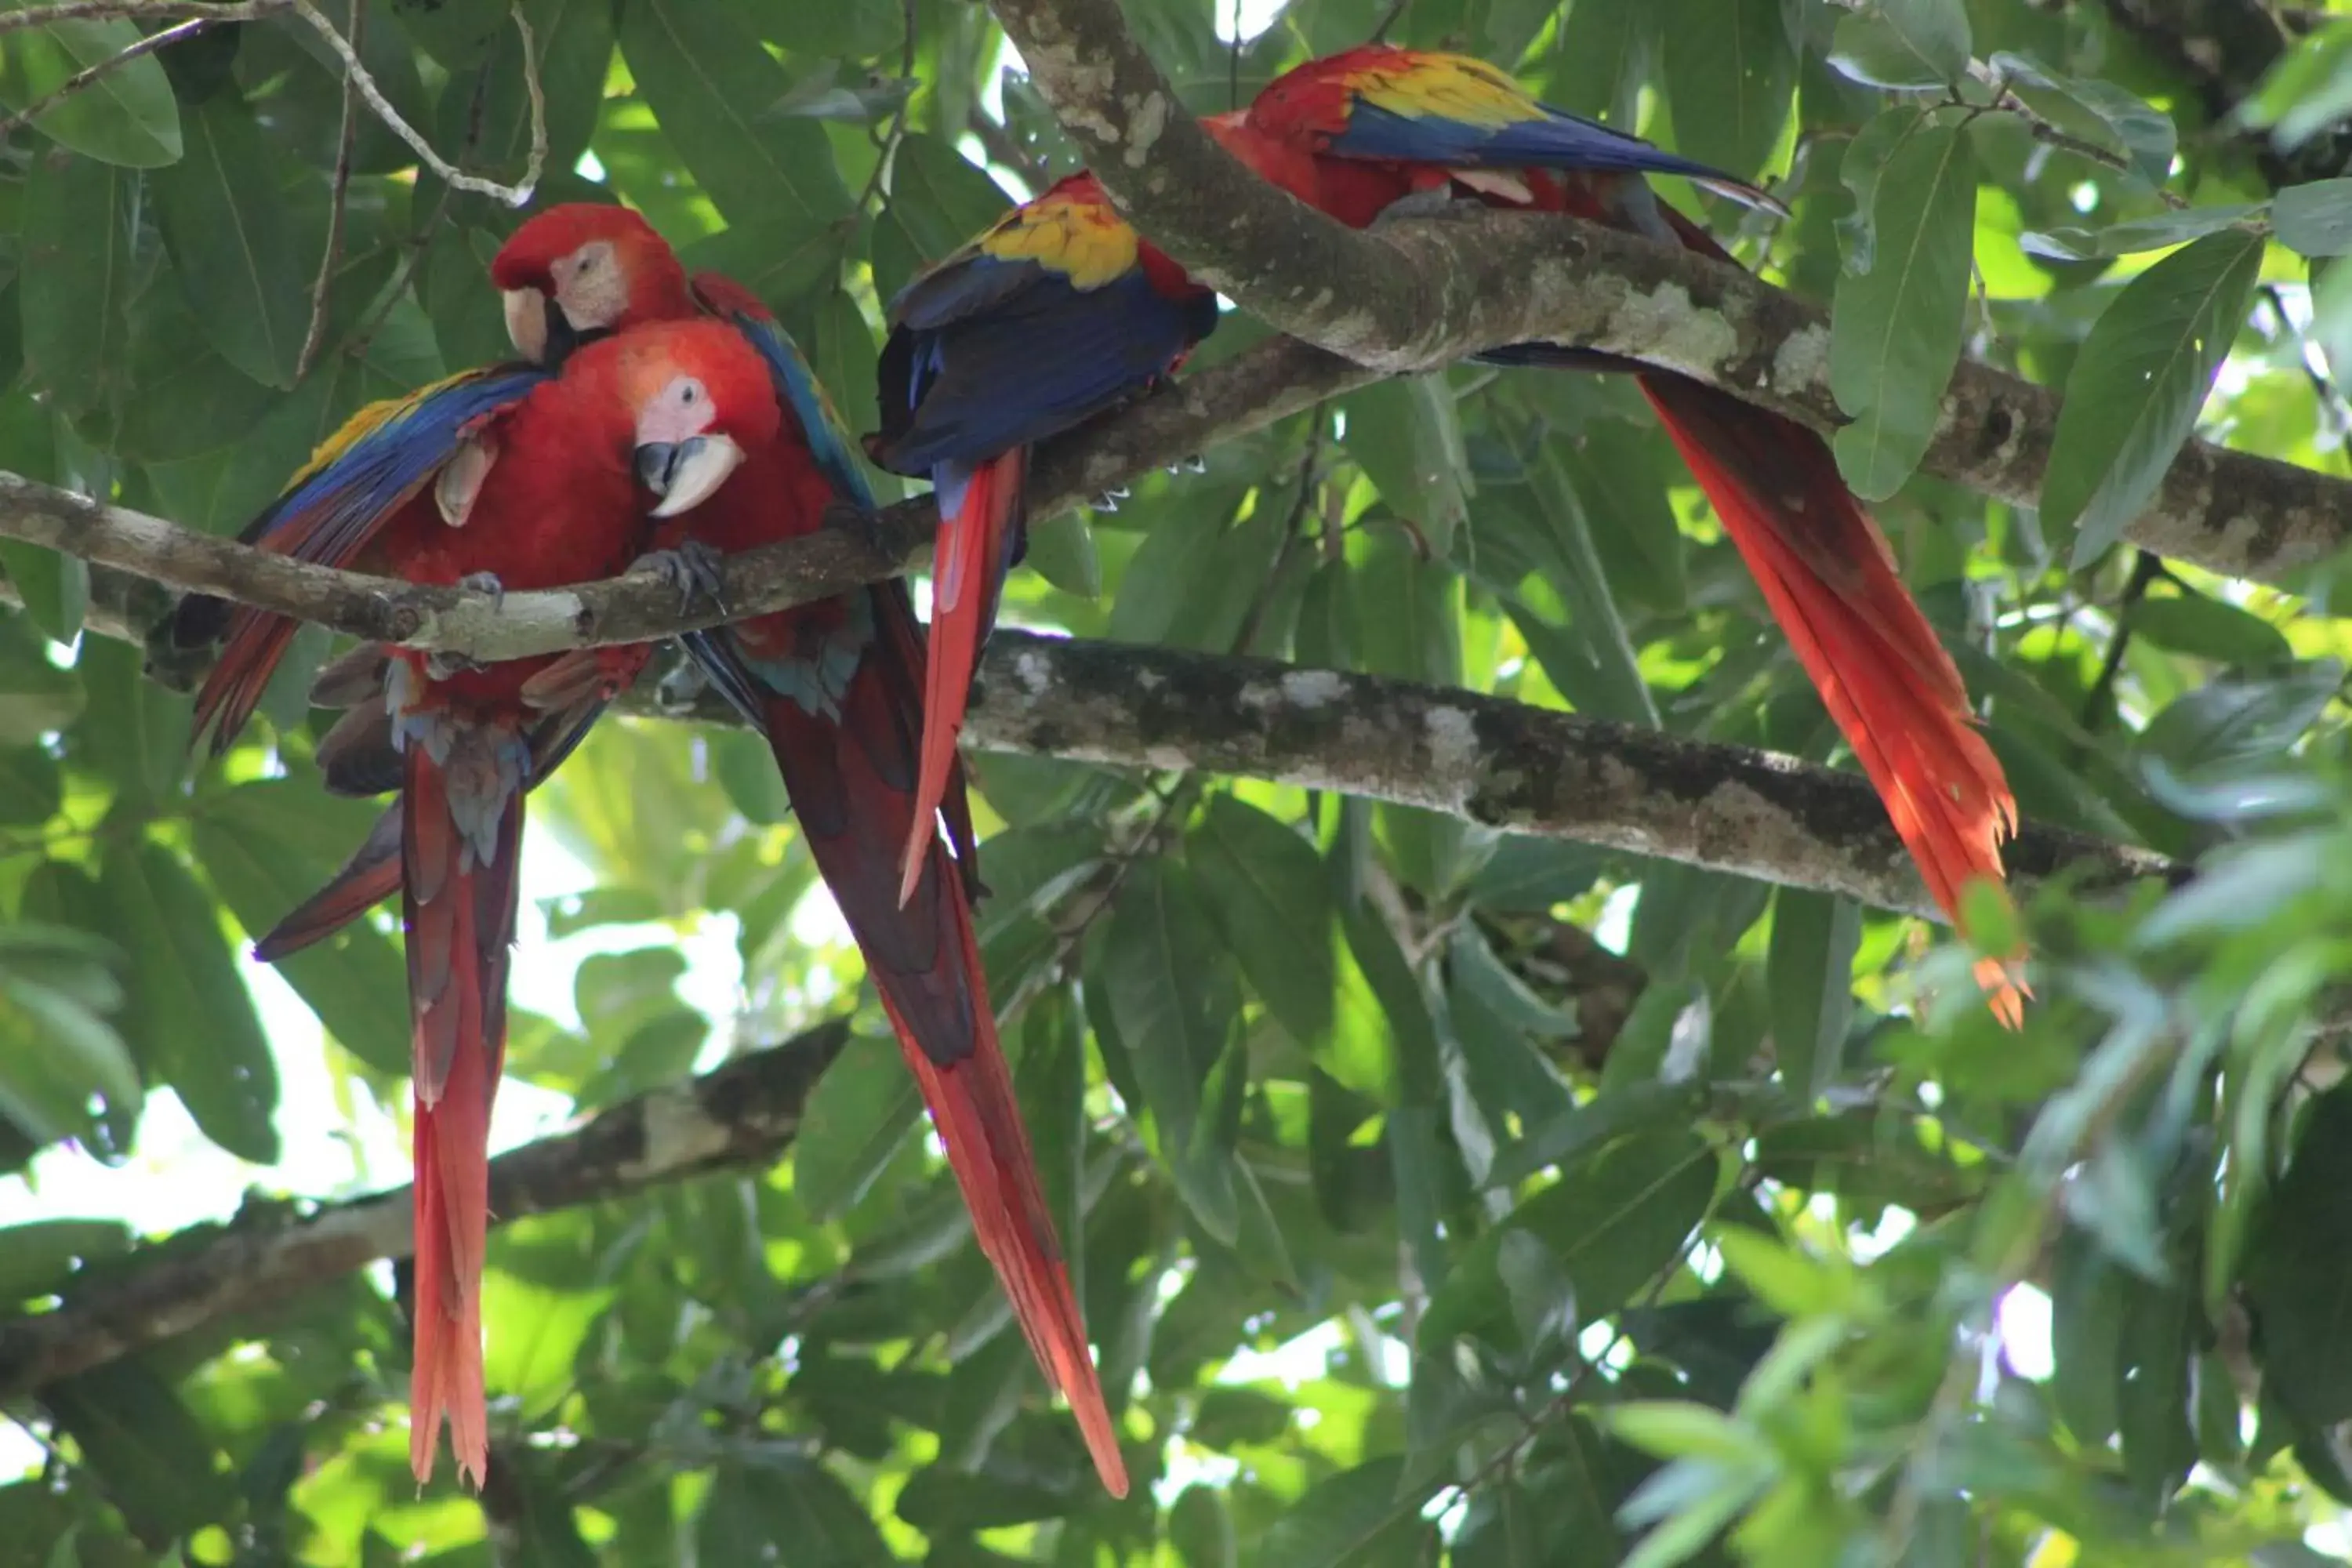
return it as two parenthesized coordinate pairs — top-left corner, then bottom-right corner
(0, 1019), (850, 1403)
(981, 0), (2352, 586)
(954, 631), (2179, 923)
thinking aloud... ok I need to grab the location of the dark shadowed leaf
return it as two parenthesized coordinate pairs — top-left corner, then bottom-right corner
(1243, 1456), (1439, 1568)
(1661, 0), (1796, 180)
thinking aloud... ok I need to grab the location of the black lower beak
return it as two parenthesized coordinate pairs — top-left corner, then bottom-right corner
(634, 436), (706, 497)
(543, 295), (583, 367)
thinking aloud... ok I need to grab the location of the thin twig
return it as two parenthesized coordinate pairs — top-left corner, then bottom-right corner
(0, 0), (283, 32)
(2080, 550), (2165, 731)
(0, 14), (220, 140)
(287, 0), (543, 207)
(345, 64), (493, 355)
(296, 0), (364, 381)
(852, 0), (919, 212)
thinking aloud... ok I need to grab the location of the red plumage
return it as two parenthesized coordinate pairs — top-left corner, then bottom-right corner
(1221, 48), (2026, 1022)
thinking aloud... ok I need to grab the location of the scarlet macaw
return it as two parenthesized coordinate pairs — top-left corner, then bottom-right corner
(485, 206), (1132, 1496)
(866, 173), (1222, 903)
(1212, 45), (2024, 1021)
(178, 316), (777, 1488)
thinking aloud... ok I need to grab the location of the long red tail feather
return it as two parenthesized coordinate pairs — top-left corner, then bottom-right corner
(1639, 374), (2027, 1025)
(401, 729), (522, 1489)
(192, 613), (303, 753)
(877, 886), (1128, 1495)
(757, 630), (1126, 1494)
(901, 452), (1024, 907)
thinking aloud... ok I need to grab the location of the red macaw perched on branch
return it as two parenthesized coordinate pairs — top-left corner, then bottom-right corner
(486, 205), (1131, 1496)
(865, 176), (1222, 904)
(1210, 45), (2024, 1022)
(177, 315), (775, 1488)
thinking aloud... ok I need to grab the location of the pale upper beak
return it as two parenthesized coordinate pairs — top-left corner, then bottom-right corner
(503, 287), (548, 363)
(635, 434), (745, 518)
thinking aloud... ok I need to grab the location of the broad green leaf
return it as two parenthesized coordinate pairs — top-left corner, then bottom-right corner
(2127, 592), (2294, 668)
(149, 93), (310, 390)
(2136, 659), (2342, 776)
(2050, 1240), (2125, 1446)
(1420, 1128), (1717, 1352)
(0, 742), (60, 825)
(2276, 177), (2352, 257)
(2046, 229), (2263, 566)
(0, 1218), (129, 1305)
(187, 781), (409, 1079)
(698, 1457), (894, 1566)
(0, 970), (139, 1150)
(1098, 861), (1240, 1241)
(72, 638), (187, 811)
(1348, 522), (1460, 688)
(1828, 0), (1970, 90)
(2017, 206), (2260, 261)
(791, 1030), (921, 1221)
(1661, 0), (1796, 180)
(1171, 1484), (1240, 1568)
(2241, 20), (2352, 151)
(618, 0), (856, 229)
(1990, 53), (2177, 187)
(1022, 507), (1103, 599)
(1765, 888), (1860, 1099)
(1345, 374), (1472, 558)
(0, 9), (181, 168)
(1545, 0), (1653, 126)
(0, 539), (85, 646)
(1187, 795), (1373, 1087)
(44, 1361), (230, 1548)
(19, 151), (132, 416)
(1831, 112), (1976, 499)
(101, 837), (279, 1164)
(1243, 1456), (1438, 1568)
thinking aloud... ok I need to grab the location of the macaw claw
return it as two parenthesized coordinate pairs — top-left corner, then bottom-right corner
(629, 540), (729, 615)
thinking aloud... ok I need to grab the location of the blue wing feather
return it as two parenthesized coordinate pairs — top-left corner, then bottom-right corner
(873, 268), (1217, 476)
(710, 305), (878, 511)
(245, 365), (550, 565)
(1330, 100), (1739, 185)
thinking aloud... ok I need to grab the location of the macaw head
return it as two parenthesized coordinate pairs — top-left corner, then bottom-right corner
(492, 203), (695, 366)
(616, 320), (780, 519)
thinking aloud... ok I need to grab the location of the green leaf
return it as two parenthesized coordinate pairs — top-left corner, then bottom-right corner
(0, 616), (80, 745)
(2136, 659), (2343, 777)
(2279, 178), (2352, 257)
(1187, 795), (1363, 1083)
(1098, 861), (1241, 1242)
(1764, 888), (1859, 1100)
(19, 151), (132, 417)
(2128, 592), (2295, 668)
(0, 956), (138, 1152)
(1420, 1128), (1717, 1353)
(2049, 1241), (2125, 1446)
(0, 1218), (129, 1305)
(1827, 0), (1970, 90)
(1661, 0), (1795, 180)
(1545, 0), (1653, 127)
(1991, 53), (2177, 188)
(2246, 1086), (2352, 1428)
(2017, 206), (2259, 261)
(73, 637), (187, 811)
(791, 1030), (920, 1221)
(1348, 524), (1460, 688)
(1243, 1457), (1438, 1568)
(187, 781), (410, 1079)
(0, 540), (85, 646)
(0, 7), (181, 168)
(148, 93), (310, 390)
(1831, 112), (1976, 499)
(101, 837), (280, 1164)
(1171, 1483), (1240, 1568)
(2045, 228), (2263, 567)
(1344, 374), (1471, 557)
(44, 1360), (230, 1548)
(1022, 507), (1102, 599)
(617, 0), (856, 230)
(697, 1457), (893, 1566)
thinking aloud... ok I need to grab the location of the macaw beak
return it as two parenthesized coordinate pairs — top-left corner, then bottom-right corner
(635, 434), (745, 518)
(502, 287), (549, 363)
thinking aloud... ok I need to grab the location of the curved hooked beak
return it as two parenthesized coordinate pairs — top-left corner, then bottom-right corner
(502, 287), (549, 363)
(635, 434), (746, 518)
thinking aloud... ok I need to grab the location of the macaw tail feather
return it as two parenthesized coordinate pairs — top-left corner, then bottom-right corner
(253, 806), (402, 963)
(191, 613), (303, 756)
(401, 725), (524, 1489)
(1637, 372), (2027, 1025)
(901, 449), (1025, 907)
(753, 642), (1125, 1496)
